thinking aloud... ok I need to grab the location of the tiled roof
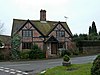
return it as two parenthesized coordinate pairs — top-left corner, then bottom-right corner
(0, 35), (11, 44)
(12, 19), (72, 37)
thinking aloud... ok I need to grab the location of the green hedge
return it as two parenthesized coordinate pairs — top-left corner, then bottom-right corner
(91, 54), (100, 75)
(77, 40), (100, 47)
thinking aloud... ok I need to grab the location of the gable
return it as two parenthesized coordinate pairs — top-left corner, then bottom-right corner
(47, 22), (73, 37)
(12, 19), (44, 36)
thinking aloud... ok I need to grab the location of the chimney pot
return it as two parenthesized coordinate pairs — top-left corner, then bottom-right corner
(40, 9), (46, 21)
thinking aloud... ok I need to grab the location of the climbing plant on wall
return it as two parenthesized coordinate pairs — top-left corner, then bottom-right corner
(11, 34), (21, 60)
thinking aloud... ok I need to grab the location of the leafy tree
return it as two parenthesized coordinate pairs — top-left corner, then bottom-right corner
(98, 31), (100, 35)
(73, 34), (79, 42)
(91, 21), (97, 36)
(89, 26), (92, 35)
(88, 21), (98, 40)
(79, 34), (88, 40)
(11, 34), (21, 60)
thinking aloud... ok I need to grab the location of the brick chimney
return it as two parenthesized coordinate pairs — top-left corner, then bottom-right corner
(40, 9), (46, 21)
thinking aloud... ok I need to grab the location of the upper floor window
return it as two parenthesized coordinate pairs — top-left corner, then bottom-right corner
(60, 31), (65, 37)
(22, 30), (32, 37)
(57, 31), (65, 37)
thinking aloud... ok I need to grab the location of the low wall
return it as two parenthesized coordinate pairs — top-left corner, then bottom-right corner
(79, 46), (100, 54)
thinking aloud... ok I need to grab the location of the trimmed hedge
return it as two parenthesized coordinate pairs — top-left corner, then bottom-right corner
(91, 54), (100, 75)
(77, 40), (100, 47)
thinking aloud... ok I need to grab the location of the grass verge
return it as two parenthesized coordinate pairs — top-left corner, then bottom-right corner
(38, 63), (92, 75)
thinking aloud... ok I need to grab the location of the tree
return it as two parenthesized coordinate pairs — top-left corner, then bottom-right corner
(11, 34), (21, 60)
(88, 21), (98, 40)
(91, 21), (97, 36)
(98, 31), (100, 35)
(89, 26), (92, 35)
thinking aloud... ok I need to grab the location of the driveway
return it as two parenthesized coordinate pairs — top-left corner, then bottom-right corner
(0, 55), (97, 75)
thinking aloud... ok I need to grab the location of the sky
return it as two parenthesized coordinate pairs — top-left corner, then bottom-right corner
(0, 0), (100, 36)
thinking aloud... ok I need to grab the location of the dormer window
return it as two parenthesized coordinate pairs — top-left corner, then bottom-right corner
(22, 30), (32, 37)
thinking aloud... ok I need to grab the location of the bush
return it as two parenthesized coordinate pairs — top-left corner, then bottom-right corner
(63, 55), (70, 62)
(29, 44), (45, 59)
(20, 51), (29, 59)
(61, 49), (71, 57)
(0, 53), (4, 60)
(73, 50), (79, 55)
(91, 54), (100, 75)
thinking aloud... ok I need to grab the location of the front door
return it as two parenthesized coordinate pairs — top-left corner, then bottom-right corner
(51, 42), (57, 54)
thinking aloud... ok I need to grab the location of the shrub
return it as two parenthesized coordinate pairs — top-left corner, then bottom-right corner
(29, 44), (45, 59)
(20, 51), (29, 59)
(91, 54), (100, 75)
(0, 53), (4, 60)
(61, 49), (71, 57)
(63, 55), (70, 62)
(73, 50), (79, 55)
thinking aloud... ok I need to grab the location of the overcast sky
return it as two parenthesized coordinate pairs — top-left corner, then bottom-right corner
(0, 0), (100, 36)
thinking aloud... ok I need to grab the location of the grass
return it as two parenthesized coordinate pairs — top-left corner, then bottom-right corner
(39, 63), (92, 75)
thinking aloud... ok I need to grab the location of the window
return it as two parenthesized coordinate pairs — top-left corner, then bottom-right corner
(22, 30), (32, 37)
(60, 31), (65, 37)
(22, 42), (32, 49)
(58, 42), (65, 48)
(56, 31), (65, 37)
(58, 43), (64, 48)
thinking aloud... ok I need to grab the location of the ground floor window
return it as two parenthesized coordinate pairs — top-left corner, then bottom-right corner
(58, 42), (66, 48)
(22, 42), (32, 49)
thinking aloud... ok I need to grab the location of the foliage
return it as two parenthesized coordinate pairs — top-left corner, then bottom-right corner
(29, 44), (45, 59)
(63, 55), (70, 62)
(0, 40), (2, 47)
(0, 52), (4, 60)
(77, 40), (100, 47)
(79, 34), (88, 40)
(11, 34), (21, 60)
(61, 49), (71, 57)
(20, 51), (29, 59)
(91, 54), (100, 75)
(72, 49), (79, 55)
(88, 21), (98, 40)
(39, 63), (92, 75)
(98, 32), (100, 35)
(91, 21), (97, 36)
(73, 34), (88, 42)
(89, 26), (92, 35)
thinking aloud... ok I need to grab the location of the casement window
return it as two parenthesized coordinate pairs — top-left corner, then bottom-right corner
(57, 31), (65, 37)
(58, 42), (65, 48)
(22, 42), (32, 49)
(60, 31), (65, 37)
(22, 30), (32, 37)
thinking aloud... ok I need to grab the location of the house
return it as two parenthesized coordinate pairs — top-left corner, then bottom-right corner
(0, 35), (11, 60)
(11, 9), (73, 58)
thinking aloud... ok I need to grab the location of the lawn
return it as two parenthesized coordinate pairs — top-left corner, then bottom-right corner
(39, 63), (92, 75)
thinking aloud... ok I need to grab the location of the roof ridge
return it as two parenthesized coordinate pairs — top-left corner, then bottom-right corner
(13, 19), (66, 23)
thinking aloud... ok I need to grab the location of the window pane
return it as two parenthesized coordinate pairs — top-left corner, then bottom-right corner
(22, 30), (32, 37)
(57, 31), (65, 37)
(22, 42), (32, 49)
